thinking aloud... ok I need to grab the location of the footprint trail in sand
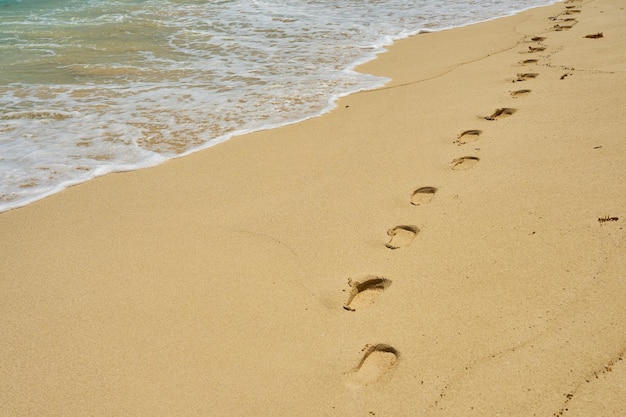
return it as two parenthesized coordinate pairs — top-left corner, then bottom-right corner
(456, 129), (482, 144)
(345, 344), (400, 387)
(451, 156), (480, 170)
(386, 225), (419, 249)
(511, 89), (532, 98)
(484, 107), (516, 120)
(343, 276), (392, 311)
(411, 186), (438, 205)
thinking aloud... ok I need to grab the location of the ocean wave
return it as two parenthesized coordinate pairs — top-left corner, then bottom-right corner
(0, 0), (557, 212)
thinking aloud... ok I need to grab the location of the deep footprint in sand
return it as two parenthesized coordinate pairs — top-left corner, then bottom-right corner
(511, 89), (532, 98)
(456, 129), (482, 144)
(346, 344), (399, 386)
(519, 58), (539, 65)
(386, 225), (419, 249)
(343, 276), (392, 311)
(451, 156), (480, 171)
(527, 46), (546, 53)
(515, 73), (539, 82)
(411, 186), (438, 205)
(553, 23), (575, 31)
(484, 108), (516, 120)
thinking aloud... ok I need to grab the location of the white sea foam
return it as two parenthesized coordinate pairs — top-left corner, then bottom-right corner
(0, 0), (558, 212)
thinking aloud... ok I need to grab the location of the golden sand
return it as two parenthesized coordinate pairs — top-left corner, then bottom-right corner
(1, 0), (625, 415)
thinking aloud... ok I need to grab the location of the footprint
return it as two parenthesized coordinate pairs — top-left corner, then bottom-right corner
(456, 129), (482, 144)
(564, 9), (581, 14)
(553, 23), (574, 31)
(451, 156), (480, 171)
(343, 276), (392, 311)
(345, 344), (399, 386)
(519, 58), (539, 65)
(484, 108), (516, 120)
(531, 36), (546, 42)
(510, 89), (532, 98)
(386, 225), (419, 249)
(527, 46), (546, 53)
(514, 73), (539, 82)
(411, 186), (438, 205)
(584, 32), (603, 39)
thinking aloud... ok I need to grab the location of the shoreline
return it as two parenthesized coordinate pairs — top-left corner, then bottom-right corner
(0, 1), (558, 215)
(2, 0), (626, 416)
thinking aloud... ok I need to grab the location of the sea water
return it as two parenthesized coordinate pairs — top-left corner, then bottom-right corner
(0, 0), (557, 212)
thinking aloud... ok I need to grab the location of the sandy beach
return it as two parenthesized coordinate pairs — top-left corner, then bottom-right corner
(1, 0), (626, 415)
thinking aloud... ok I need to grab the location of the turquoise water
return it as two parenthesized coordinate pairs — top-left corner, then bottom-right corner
(0, 0), (557, 212)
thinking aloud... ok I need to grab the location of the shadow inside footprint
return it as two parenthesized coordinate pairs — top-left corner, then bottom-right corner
(346, 344), (399, 386)
(527, 46), (546, 53)
(386, 225), (419, 249)
(553, 24), (574, 31)
(343, 276), (392, 311)
(411, 186), (438, 205)
(531, 36), (547, 42)
(520, 58), (539, 65)
(485, 108), (516, 120)
(456, 129), (482, 144)
(511, 89), (531, 98)
(515, 73), (539, 82)
(451, 156), (480, 170)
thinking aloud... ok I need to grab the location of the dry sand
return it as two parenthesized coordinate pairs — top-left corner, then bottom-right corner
(1, 0), (626, 415)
